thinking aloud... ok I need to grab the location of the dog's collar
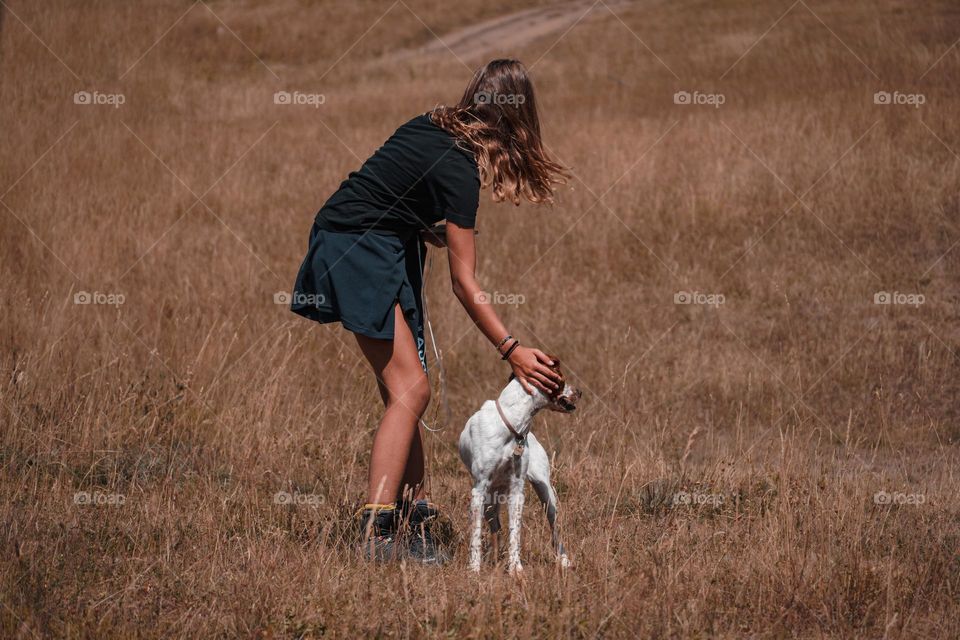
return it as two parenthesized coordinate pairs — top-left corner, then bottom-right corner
(495, 398), (527, 457)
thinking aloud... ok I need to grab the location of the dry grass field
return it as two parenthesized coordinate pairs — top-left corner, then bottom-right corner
(2, 0), (959, 637)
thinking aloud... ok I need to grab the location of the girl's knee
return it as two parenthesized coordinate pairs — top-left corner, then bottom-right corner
(408, 375), (431, 412)
(389, 374), (430, 414)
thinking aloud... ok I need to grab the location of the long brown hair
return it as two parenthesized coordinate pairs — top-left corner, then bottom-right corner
(430, 59), (568, 205)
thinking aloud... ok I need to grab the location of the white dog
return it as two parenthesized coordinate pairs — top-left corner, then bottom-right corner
(459, 360), (581, 573)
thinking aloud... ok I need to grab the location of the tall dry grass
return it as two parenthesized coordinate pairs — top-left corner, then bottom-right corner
(1, 0), (959, 637)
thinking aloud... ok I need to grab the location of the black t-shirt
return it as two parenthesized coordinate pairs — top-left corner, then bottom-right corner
(315, 113), (480, 233)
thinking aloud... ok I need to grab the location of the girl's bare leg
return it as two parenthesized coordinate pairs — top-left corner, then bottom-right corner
(372, 368), (426, 502)
(355, 304), (430, 505)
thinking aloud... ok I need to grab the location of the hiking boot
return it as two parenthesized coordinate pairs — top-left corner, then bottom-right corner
(358, 504), (401, 562)
(400, 500), (451, 565)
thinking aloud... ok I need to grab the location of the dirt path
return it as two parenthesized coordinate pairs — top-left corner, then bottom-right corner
(399, 0), (633, 61)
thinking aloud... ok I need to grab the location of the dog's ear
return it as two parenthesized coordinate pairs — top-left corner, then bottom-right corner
(546, 355), (563, 378)
(541, 355), (566, 398)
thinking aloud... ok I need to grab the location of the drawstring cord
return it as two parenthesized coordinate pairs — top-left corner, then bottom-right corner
(417, 241), (452, 433)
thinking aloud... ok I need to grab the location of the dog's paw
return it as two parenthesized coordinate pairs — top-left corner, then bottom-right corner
(508, 563), (524, 577)
(469, 561), (481, 573)
(558, 554), (572, 570)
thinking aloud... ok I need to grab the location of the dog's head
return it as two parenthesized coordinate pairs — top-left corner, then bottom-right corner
(509, 355), (582, 413)
(543, 357), (582, 413)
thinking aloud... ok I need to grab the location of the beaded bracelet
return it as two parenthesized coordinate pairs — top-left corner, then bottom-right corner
(501, 339), (520, 360)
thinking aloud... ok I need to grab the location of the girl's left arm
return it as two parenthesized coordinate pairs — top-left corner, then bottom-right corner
(445, 221), (507, 345)
(444, 221), (562, 393)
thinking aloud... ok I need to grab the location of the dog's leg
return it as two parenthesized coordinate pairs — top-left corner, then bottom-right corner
(506, 476), (525, 574)
(530, 478), (570, 568)
(469, 481), (487, 572)
(484, 494), (502, 564)
(526, 435), (570, 567)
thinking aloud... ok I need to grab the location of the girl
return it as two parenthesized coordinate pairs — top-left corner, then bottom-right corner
(290, 59), (567, 564)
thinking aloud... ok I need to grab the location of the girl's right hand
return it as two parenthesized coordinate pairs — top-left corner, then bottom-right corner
(507, 346), (562, 395)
